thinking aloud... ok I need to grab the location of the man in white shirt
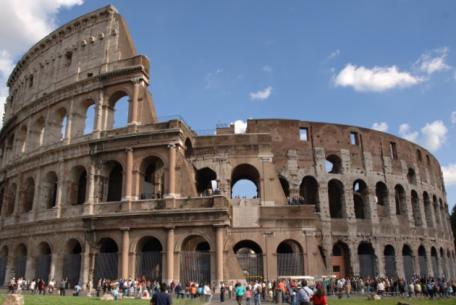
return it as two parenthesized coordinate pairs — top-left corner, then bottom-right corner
(296, 280), (313, 305)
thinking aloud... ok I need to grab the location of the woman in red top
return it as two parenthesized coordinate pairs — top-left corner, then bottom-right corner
(311, 282), (328, 305)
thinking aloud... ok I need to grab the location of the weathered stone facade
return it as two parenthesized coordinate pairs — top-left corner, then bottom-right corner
(0, 5), (454, 287)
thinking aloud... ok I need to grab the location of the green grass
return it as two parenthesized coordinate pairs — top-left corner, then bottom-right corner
(0, 294), (204, 305)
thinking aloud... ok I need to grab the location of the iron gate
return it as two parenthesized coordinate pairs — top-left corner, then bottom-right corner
(62, 254), (81, 287)
(36, 255), (51, 282)
(384, 255), (396, 278)
(418, 255), (428, 277)
(14, 256), (26, 278)
(431, 255), (439, 277)
(0, 257), (6, 285)
(136, 251), (162, 281)
(94, 253), (118, 282)
(403, 255), (414, 282)
(236, 253), (263, 281)
(359, 254), (375, 278)
(277, 253), (303, 276)
(180, 251), (210, 284)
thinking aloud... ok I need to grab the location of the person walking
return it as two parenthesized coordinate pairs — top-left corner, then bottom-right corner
(311, 283), (328, 305)
(235, 282), (246, 305)
(220, 283), (226, 302)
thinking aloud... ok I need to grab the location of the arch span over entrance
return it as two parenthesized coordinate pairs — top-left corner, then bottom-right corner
(233, 240), (263, 281)
(94, 238), (118, 283)
(332, 242), (351, 278)
(277, 240), (304, 276)
(180, 235), (211, 284)
(63, 239), (82, 288)
(136, 237), (162, 281)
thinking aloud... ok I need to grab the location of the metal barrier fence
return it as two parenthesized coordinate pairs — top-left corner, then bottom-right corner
(403, 255), (414, 282)
(236, 253), (264, 280)
(94, 253), (118, 283)
(180, 251), (210, 284)
(0, 257), (5, 285)
(36, 255), (51, 282)
(63, 254), (81, 287)
(277, 253), (303, 276)
(359, 254), (375, 278)
(419, 256), (427, 277)
(14, 256), (26, 278)
(384, 255), (397, 278)
(136, 252), (162, 281)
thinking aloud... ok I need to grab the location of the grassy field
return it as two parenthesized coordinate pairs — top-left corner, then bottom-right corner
(0, 294), (204, 305)
(325, 296), (456, 305)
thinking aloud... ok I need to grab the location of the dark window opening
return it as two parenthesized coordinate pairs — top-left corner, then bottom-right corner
(390, 142), (398, 160)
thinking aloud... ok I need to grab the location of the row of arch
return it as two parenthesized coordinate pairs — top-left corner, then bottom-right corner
(332, 241), (456, 281)
(2, 91), (131, 162)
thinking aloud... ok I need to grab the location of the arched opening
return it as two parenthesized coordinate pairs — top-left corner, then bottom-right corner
(423, 192), (433, 228)
(402, 245), (414, 282)
(180, 235), (211, 284)
(448, 251), (453, 280)
(15, 125), (27, 153)
(411, 190), (422, 227)
(69, 166), (87, 205)
(325, 155), (342, 174)
(375, 182), (389, 217)
(30, 117), (45, 148)
(418, 245), (428, 277)
(43, 172), (58, 209)
(440, 248), (447, 278)
(21, 177), (34, 213)
(94, 238), (118, 283)
(63, 239), (82, 288)
(136, 237), (163, 281)
(394, 185), (406, 216)
(299, 176), (319, 205)
(84, 103), (96, 135)
(0, 246), (8, 285)
(14, 244), (27, 278)
(358, 242), (376, 278)
(104, 161), (123, 202)
(279, 176), (290, 199)
(5, 183), (16, 216)
(35, 242), (52, 282)
(353, 180), (369, 219)
(140, 157), (165, 199)
(328, 179), (345, 218)
(332, 242), (351, 278)
(231, 164), (260, 199)
(184, 138), (193, 158)
(57, 108), (68, 141)
(108, 92), (129, 129)
(233, 240), (263, 281)
(384, 245), (396, 278)
(431, 247), (439, 277)
(196, 167), (217, 196)
(277, 240), (304, 276)
(407, 168), (416, 185)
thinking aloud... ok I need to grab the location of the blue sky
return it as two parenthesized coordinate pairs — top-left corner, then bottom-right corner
(1, 1), (455, 210)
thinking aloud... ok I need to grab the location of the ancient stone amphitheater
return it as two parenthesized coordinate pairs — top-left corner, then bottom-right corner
(0, 5), (454, 288)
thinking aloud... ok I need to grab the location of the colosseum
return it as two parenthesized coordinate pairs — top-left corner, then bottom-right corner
(0, 5), (454, 288)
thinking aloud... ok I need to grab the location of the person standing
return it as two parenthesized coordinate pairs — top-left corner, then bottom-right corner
(220, 282), (226, 302)
(59, 278), (67, 296)
(296, 280), (313, 305)
(310, 283), (328, 305)
(151, 283), (172, 305)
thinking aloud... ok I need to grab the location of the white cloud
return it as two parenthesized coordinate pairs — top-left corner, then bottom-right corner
(398, 123), (419, 143)
(415, 47), (450, 74)
(249, 86), (272, 101)
(0, 0), (83, 125)
(451, 111), (456, 124)
(204, 68), (223, 89)
(262, 65), (272, 72)
(398, 120), (448, 151)
(233, 120), (247, 134)
(421, 120), (447, 151)
(334, 64), (422, 92)
(442, 164), (456, 186)
(327, 49), (340, 60)
(372, 122), (388, 132)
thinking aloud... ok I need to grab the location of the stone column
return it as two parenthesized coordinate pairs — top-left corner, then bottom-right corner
(215, 226), (224, 283)
(32, 169), (42, 221)
(80, 240), (91, 289)
(50, 253), (62, 281)
(55, 159), (65, 218)
(86, 161), (97, 214)
(123, 148), (134, 201)
(94, 91), (104, 135)
(121, 228), (130, 279)
(128, 80), (140, 125)
(166, 227), (175, 283)
(166, 144), (176, 197)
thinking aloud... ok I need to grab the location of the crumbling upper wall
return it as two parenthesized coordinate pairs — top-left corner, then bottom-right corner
(4, 5), (136, 122)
